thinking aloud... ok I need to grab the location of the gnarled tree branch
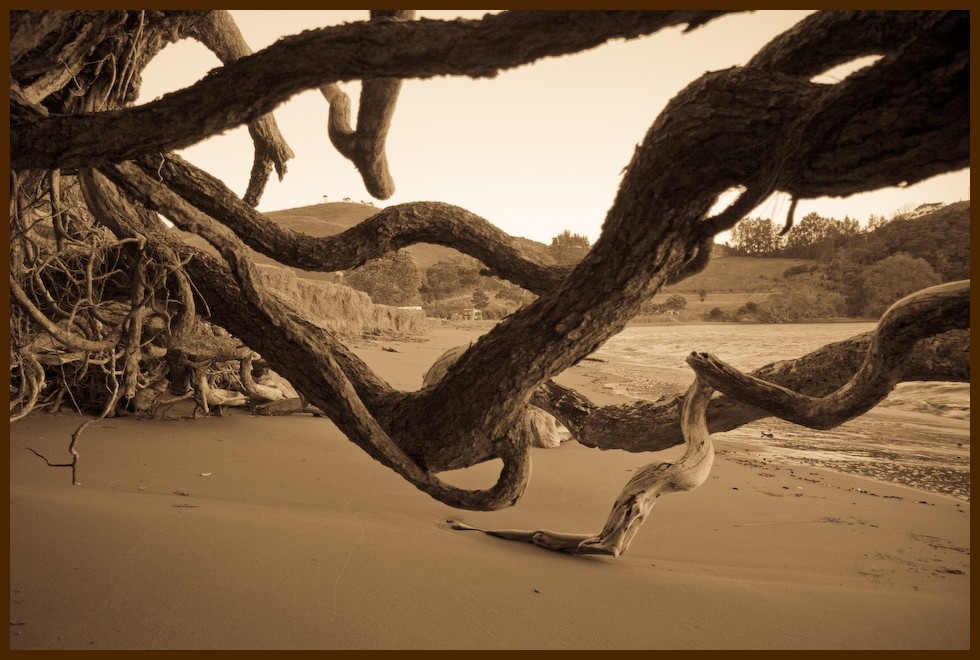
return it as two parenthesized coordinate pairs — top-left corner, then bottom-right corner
(11, 10), (739, 170)
(452, 277), (967, 556)
(451, 378), (718, 556)
(9, 11), (970, 555)
(400, 12), (966, 452)
(95, 163), (533, 511)
(112, 10), (968, 478)
(137, 153), (567, 293)
(533, 327), (969, 454)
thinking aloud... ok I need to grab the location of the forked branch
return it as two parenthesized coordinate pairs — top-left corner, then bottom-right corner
(11, 11), (740, 170)
(94, 163), (533, 511)
(138, 153), (568, 293)
(180, 10), (295, 205)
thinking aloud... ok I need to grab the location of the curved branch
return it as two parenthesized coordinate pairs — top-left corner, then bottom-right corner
(12, 11), (969, 528)
(449, 280), (968, 556)
(135, 153), (568, 293)
(156, 247), (197, 342)
(12, 10), (739, 169)
(769, 11), (968, 199)
(533, 326), (969, 454)
(396, 12), (966, 454)
(236, 355), (284, 402)
(687, 281), (969, 430)
(748, 10), (948, 78)
(10, 350), (46, 422)
(76, 161), (395, 407)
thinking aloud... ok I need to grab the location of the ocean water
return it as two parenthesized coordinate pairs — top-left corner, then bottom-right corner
(595, 322), (872, 372)
(585, 323), (971, 499)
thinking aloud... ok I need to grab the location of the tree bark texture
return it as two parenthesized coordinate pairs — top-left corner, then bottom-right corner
(9, 10), (971, 537)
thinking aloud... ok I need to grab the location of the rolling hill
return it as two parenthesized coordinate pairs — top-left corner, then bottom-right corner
(664, 253), (815, 295)
(837, 200), (969, 281)
(172, 200), (966, 322)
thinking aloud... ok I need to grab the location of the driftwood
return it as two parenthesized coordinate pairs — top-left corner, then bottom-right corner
(450, 378), (718, 556)
(9, 10), (969, 555)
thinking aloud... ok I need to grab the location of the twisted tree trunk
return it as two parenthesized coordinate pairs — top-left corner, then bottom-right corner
(9, 10), (969, 552)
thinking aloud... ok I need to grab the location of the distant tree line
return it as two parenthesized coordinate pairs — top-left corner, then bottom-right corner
(343, 207), (965, 324)
(727, 202), (967, 278)
(718, 201), (968, 321)
(727, 212), (862, 260)
(549, 230), (591, 265)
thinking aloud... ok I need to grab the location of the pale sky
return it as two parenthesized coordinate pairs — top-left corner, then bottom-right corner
(137, 10), (970, 244)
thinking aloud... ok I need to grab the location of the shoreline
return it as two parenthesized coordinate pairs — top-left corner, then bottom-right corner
(625, 316), (878, 327)
(435, 317), (880, 329)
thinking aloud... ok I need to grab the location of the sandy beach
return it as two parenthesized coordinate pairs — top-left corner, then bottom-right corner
(8, 325), (970, 649)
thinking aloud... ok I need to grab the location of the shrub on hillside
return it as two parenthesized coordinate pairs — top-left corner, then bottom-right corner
(345, 249), (422, 306)
(783, 264), (810, 278)
(495, 282), (528, 305)
(758, 282), (846, 322)
(480, 303), (514, 320)
(858, 253), (942, 318)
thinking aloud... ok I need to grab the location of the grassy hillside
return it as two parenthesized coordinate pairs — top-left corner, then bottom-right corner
(665, 254), (817, 294)
(838, 200), (969, 281)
